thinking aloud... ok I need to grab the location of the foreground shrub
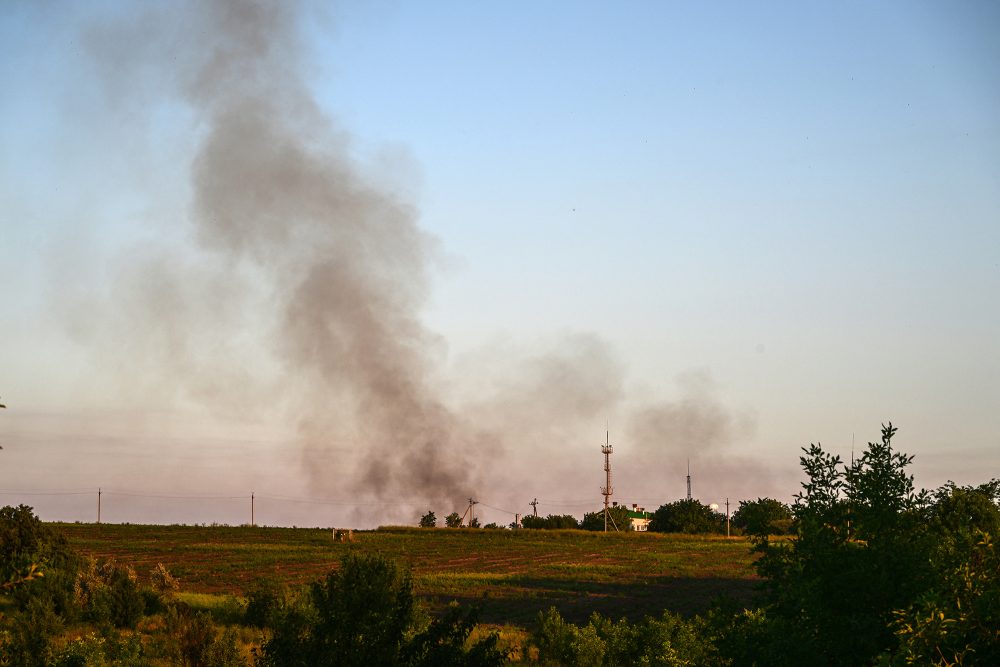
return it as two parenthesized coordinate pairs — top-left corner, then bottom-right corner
(402, 603), (507, 666)
(884, 531), (1000, 665)
(51, 630), (149, 667)
(0, 596), (63, 667)
(243, 579), (281, 628)
(165, 603), (245, 667)
(258, 553), (507, 666)
(74, 558), (145, 628)
(532, 607), (715, 666)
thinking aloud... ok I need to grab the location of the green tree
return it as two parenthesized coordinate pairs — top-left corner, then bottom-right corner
(444, 512), (463, 528)
(648, 499), (722, 534)
(419, 511), (437, 528)
(580, 505), (632, 532)
(731, 498), (792, 536)
(753, 423), (934, 666)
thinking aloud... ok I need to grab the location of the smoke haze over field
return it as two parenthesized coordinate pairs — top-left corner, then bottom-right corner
(48, 0), (758, 522)
(2, 1), (997, 526)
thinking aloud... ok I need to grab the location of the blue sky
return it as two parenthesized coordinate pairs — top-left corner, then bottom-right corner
(1, 1), (998, 526)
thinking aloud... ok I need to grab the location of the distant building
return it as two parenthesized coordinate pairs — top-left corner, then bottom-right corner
(627, 504), (652, 531)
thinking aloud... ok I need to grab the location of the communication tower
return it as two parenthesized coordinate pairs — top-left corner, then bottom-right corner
(686, 459), (692, 501)
(601, 431), (614, 532)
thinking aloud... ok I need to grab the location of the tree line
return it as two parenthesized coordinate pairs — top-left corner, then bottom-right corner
(418, 495), (793, 534)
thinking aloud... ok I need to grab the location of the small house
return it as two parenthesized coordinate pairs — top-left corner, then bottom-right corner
(627, 504), (652, 531)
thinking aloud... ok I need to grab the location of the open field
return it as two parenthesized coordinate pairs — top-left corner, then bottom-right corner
(55, 523), (759, 627)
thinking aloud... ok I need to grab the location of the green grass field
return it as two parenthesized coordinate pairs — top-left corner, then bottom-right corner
(56, 523), (759, 628)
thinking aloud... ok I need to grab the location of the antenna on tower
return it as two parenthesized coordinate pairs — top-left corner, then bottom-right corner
(601, 429), (615, 532)
(686, 459), (692, 501)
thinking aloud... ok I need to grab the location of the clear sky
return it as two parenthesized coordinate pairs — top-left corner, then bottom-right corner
(1, 1), (998, 528)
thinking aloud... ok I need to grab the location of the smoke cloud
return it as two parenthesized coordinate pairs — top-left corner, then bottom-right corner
(52, 0), (766, 524)
(68, 0), (484, 516)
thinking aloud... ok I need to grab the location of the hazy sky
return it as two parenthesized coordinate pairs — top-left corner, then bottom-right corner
(1, 1), (998, 528)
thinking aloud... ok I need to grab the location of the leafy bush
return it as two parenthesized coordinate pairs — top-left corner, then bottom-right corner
(419, 511), (437, 528)
(402, 603), (508, 667)
(259, 553), (507, 666)
(1, 505), (68, 580)
(881, 481), (1000, 666)
(0, 596), (63, 667)
(445, 512), (463, 528)
(2, 504), (79, 616)
(164, 603), (244, 667)
(243, 579), (281, 628)
(533, 606), (583, 665)
(532, 607), (715, 666)
(51, 630), (149, 667)
(74, 558), (144, 628)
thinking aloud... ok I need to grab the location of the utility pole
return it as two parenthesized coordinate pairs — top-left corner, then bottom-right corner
(97, 488), (101, 524)
(725, 498), (731, 537)
(686, 459), (692, 501)
(530, 498), (539, 518)
(251, 492), (255, 527)
(466, 497), (478, 526)
(601, 431), (614, 532)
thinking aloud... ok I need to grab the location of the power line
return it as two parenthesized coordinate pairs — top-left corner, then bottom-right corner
(0, 490), (94, 496)
(477, 501), (516, 516)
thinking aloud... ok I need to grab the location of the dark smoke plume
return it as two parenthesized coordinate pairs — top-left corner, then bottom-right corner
(78, 0), (483, 513)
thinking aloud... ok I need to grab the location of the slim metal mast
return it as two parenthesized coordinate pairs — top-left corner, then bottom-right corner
(686, 459), (692, 501)
(601, 430), (614, 532)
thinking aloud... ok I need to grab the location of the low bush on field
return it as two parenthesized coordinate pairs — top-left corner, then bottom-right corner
(258, 553), (509, 666)
(532, 606), (715, 666)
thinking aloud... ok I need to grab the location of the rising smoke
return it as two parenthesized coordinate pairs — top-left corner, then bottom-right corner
(60, 0), (760, 523)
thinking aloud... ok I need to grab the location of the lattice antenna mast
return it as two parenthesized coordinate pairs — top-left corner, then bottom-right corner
(686, 459), (692, 501)
(601, 430), (614, 532)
